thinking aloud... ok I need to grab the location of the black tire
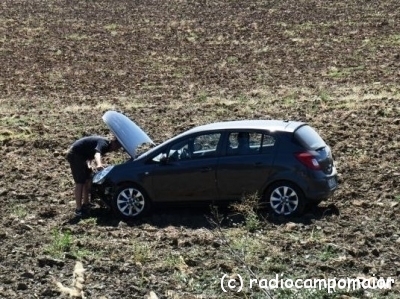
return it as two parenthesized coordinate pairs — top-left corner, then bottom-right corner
(265, 181), (305, 216)
(112, 184), (151, 220)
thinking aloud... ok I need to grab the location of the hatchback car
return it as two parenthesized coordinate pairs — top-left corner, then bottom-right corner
(91, 111), (338, 220)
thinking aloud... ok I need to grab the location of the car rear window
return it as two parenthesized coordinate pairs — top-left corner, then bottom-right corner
(294, 125), (326, 150)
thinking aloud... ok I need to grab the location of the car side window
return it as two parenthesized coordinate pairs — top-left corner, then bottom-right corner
(227, 132), (275, 155)
(168, 139), (191, 161)
(261, 134), (276, 153)
(227, 132), (259, 155)
(168, 133), (221, 161)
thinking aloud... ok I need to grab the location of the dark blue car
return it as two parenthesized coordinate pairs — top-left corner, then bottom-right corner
(91, 111), (338, 220)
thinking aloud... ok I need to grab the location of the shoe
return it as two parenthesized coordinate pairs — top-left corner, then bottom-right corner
(75, 209), (83, 217)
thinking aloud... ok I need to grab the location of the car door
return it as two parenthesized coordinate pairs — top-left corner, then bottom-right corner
(216, 131), (277, 200)
(150, 132), (222, 202)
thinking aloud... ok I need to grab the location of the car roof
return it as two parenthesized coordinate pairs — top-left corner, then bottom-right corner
(182, 120), (305, 135)
(138, 119), (306, 160)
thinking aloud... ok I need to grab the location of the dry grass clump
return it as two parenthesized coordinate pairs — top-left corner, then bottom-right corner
(55, 262), (86, 298)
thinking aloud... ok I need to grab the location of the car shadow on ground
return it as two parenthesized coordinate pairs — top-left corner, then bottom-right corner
(265, 203), (340, 226)
(67, 203), (340, 229)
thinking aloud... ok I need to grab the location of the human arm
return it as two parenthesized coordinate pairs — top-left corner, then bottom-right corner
(93, 138), (110, 169)
(94, 152), (104, 170)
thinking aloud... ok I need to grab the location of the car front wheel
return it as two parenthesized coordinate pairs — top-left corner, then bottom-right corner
(265, 181), (305, 216)
(112, 185), (150, 220)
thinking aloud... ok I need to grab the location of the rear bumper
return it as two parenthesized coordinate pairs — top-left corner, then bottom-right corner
(305, 174), (338, 202)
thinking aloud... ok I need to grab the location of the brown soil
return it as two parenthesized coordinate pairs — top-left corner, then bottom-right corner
(0, 0), (399, 298)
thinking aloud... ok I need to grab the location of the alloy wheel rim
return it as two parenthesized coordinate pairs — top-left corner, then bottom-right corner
(117, 188), (145, 216)
(270, 186), (299, 215)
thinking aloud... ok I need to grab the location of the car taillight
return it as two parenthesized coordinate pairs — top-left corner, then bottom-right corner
(295, 152), (321, 170)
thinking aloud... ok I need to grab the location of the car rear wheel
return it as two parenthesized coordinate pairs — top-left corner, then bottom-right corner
(112, 185), (150, 220)
(265, 181), (305, 216)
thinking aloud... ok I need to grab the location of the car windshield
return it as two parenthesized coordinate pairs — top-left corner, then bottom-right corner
(294, 125), (326, 150)
(137, 130), (191, 160)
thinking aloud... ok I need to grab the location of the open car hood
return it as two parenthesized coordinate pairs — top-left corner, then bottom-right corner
(102, 111), (154, 158)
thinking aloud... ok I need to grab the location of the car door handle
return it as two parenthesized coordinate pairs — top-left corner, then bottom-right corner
(200, 167), (212, 172)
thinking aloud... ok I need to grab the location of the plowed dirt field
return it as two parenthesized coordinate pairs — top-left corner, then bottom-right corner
(0, 0), (399, 298)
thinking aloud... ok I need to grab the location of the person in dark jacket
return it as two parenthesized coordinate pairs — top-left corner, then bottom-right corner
(66, 135), (121, 216)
